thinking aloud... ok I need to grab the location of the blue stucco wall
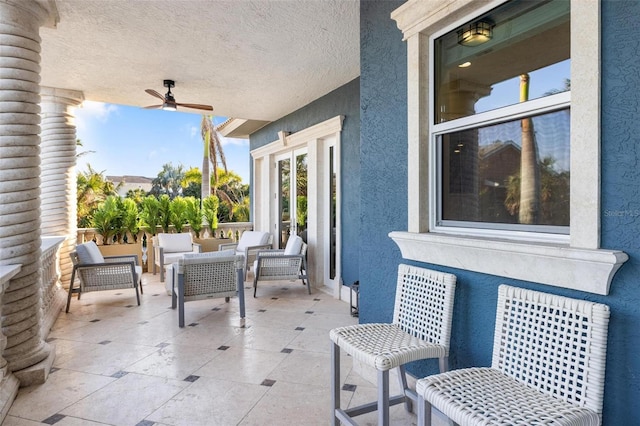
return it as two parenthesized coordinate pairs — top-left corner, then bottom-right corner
(249, 78), (361, 286)
(359, 0), (640, 423)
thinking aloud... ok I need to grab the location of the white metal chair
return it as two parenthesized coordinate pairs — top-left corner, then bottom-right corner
(416, 284), (610, 426)
(330, 264), (457, 426)
(153, 232), (201, 282)
(252, 235), (309, 297)
(67, 241), (143, 312)
(171, 251), (245, 327)
(219, 230), (272, 280)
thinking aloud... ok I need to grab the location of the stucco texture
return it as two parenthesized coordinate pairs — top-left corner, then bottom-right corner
(359, 0), (640, 424)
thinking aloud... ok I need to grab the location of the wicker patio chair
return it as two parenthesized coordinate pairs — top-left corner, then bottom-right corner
(252, 235), (309, 297)
(66, 241), (143, 312)
(416, 284), (610, 426)
(330, 264), (457, 426)
(219, 230), (273, 280)
(171, 251), (245, 327)
(153, 232), (201, 282)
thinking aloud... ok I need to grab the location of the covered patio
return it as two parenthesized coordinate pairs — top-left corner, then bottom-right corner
(4, 272), (414, 426)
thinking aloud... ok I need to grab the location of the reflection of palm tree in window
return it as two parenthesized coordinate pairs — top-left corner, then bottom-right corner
(519, 74), (540, 224)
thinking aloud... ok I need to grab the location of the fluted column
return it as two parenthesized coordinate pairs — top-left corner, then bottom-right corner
(0, 0), (57, 380)
(40, 88), (83, 289)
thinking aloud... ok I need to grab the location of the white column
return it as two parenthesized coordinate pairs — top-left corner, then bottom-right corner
(40, 87), (84, 289)
(0, 0), (57, 382)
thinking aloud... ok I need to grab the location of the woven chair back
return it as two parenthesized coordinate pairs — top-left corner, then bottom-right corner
(492, 284), (610, 415)
(180, 255), (238, 298)
(392, 264), (457, 349)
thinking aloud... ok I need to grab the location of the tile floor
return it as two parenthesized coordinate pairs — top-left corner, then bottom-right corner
(4, 273), (418, 426)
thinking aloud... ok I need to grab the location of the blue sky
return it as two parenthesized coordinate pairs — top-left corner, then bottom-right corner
(74, 102), (250, 183)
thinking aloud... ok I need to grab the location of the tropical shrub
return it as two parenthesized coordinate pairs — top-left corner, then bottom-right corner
(184, 197), (203, 238)
(158, 194), (172, 233)
(139, 196), (161, 236)
(202, 195), (219, 237)
(92, 196), (121, 244)
(169, 197), (188, 233)
(121, 198), (140, 242)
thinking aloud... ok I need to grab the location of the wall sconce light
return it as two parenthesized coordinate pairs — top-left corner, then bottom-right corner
(457, 20), (493, 47)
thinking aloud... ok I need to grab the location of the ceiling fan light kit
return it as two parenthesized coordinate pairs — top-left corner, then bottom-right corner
(144, 79), (213, 112)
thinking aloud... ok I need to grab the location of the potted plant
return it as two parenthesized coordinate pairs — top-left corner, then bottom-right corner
(121, 198), (140, 243)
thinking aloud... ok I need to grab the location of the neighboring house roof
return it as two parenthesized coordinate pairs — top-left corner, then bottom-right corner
(479, 140), (521, 159)
(107, 175), (153, 185)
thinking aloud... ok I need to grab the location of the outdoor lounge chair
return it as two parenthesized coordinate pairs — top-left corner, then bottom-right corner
(67, 241), (143, 312)
(218, 230), (272, 280)
(153, 232), (201, 282)
(416, 284), (610, 426)
(252, 235), (309, 297)
(330, 264), (457, 426)
(171, 251), (245, 327)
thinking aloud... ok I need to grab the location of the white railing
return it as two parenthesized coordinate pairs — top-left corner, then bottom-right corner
(40, 236), (66, 338)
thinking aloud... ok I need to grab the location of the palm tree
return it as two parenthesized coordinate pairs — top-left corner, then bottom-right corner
(518, 74), (540, 224)
(76, 164), (121, 227)
(200, 115), (227, 200)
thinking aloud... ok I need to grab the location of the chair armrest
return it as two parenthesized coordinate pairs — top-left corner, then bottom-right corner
(219, 242), (238, 251)
(104, 254), (140, 265)
(256, 249), (285, 258)
(244, 244), (273, 255)
(192, 243), (202, 253)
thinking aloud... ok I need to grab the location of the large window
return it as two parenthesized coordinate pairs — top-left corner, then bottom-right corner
(432, 0), (570, 237)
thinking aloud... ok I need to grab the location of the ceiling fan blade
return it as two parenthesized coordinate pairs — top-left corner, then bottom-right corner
(176, 102), (213, 111)
(145, 89), (165, 100)
(143, 104), (163, 109)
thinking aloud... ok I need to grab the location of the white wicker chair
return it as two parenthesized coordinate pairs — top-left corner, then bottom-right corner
(153, 232), (201, 282)
(67, 241), (143, 312)
(252, 235), (309, 297)
(416, 284), (611, 426)
(330, 264), (457, 426)
(171, 251), (245, 327)
(219, 230), (273, 280)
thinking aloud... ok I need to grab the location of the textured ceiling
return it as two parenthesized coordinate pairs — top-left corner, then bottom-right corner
(39, 0), (360, 122)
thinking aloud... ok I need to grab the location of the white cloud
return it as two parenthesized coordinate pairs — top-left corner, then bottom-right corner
(219, 135), (249, 147)
(78, 101), (118, 122)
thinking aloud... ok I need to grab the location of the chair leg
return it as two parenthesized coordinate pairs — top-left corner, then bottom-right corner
(417, 395), (432, 426)
(160, 263), (165, 282)
(237, 268), (246, 319)
(439, 356), (449, 373)
(398, 365), (413, 413)
(253, 276), (258, 298)
(65, 269), (76, 313)
(378, 369), (390, 425)
(331, 342), (341, 426)
(178, 274), (185, 327)
(134, 283), (141, 306)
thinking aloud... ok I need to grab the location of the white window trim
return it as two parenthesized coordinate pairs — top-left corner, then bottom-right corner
(390, 0), (627, 295)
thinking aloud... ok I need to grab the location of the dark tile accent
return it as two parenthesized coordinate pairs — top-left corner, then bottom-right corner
(218, 345), (230, 351)
(305, 311), (314, 314)
(258, 309), (266, 313)
(156, 342), (170, 348)
(152, 293), (161, 296)
(99, 340), (111, 345)
(125, 304), (135, 308)
(45, 337), (57, 342)
(115, 293), (123, 295)
(342, 384), (357, 392)
(138, 321), (149, 325)
(314, 298), (321, 301)
(111, 371), (128, 378)
(211, 307), (221, 311)
(295, 327), (305, 331)
(261, 379), (276, 387)
(42, 413), (65, 424)
(281, 348), (293, 354)
(271, 297), (279, 300)
(281, 287), (289, 291)
(136, 421), (156, 426)
(90, 319), (101, 322)
(188, 322), (198, 327)
(245, 286), (252, 289)
(184, 375), (200, 382)
(49, 367), (60, 374)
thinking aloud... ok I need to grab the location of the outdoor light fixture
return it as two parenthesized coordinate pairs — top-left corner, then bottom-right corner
(162, 102), (177, 111)
(457, 20), (493, 46)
